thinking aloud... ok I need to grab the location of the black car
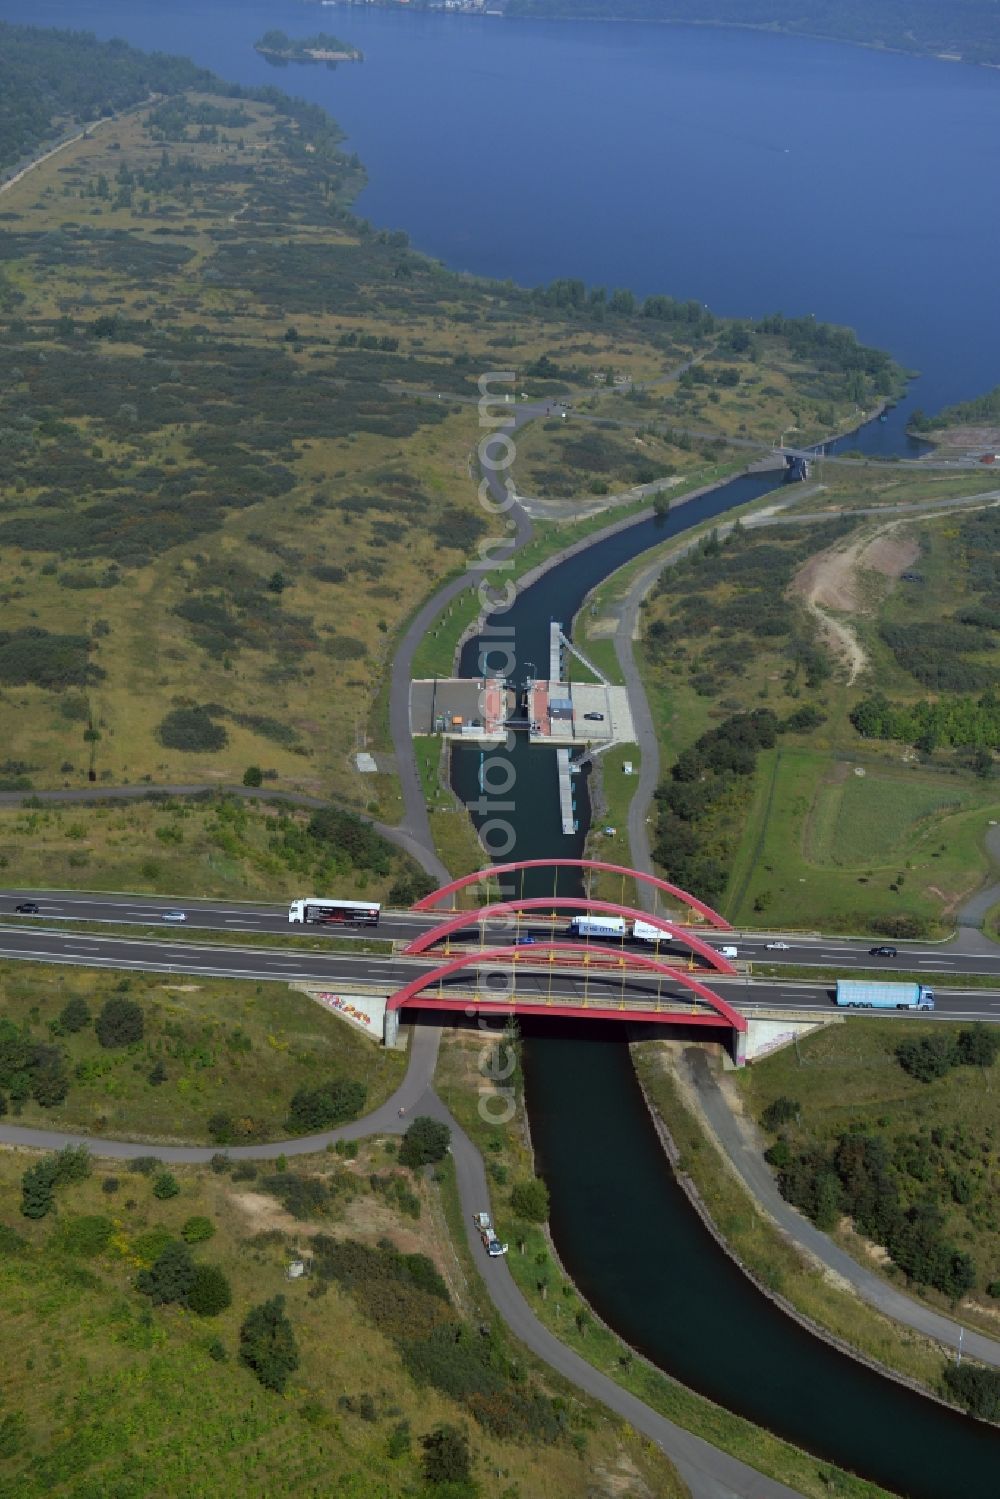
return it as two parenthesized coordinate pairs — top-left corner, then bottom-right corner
(869, 944), (898, 957)
(15, 902), (40, 914)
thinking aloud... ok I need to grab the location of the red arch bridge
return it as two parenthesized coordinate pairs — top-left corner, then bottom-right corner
(378, 862), (748, 1063)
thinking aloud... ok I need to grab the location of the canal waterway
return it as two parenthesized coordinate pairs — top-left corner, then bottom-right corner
(452, 469), (1000, 1494)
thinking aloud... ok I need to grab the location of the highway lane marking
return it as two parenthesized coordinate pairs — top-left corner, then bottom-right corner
(0, 926), (406, 962)
(0, 950), (372, 981)
(0, 947), (404, 983)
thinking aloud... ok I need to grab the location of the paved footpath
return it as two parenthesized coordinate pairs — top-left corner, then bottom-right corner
(0, 1023), (803, 1499)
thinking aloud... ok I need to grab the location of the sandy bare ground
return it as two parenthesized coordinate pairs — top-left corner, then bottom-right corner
(925, 423), (1000, 457)
(228, 1155), (470, 1305)
(790, 522), (921, 685)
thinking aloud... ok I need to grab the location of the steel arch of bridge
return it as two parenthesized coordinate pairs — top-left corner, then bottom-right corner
(412, 859), (730, 928)
(388, 944), (746, 1031)
(404, 898), (736, 975)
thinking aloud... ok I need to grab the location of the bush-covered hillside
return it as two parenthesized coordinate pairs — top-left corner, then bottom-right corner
(0, 23), (213, 171)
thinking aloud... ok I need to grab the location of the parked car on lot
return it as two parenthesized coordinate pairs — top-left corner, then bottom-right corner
(14, 902), (39, 914)
(869, 945), (897, 957)
(765, 941), (790, 950)
(583, 712), (604, 721)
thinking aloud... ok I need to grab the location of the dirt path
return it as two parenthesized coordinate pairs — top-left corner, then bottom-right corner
(791, 519), (921, 685)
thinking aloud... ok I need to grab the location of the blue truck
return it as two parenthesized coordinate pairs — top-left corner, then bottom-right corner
(835, 979), (934, 1011)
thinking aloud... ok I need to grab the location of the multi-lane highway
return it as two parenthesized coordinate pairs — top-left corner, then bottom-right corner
(1, 904), (1000, 1023)
(0, 888), (433, 944)
(3, 888), (1000, 978)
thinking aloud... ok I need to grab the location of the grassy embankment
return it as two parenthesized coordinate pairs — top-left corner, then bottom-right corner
(0, 795), (423, 906)
(617, 466), (1000, 935)
(777, 464), (1000, 514)
(0, 960), (403, 1145)
(434, 1029), (897, 1499)
(735, 1018), (1000, 1339)
(0, 1138), (682, 1498)
(411, 734), (486, 883)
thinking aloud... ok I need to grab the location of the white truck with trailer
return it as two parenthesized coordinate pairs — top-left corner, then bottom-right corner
(288, 898), (381, 927)
(472, 1210), (508, 1257)
(835, 979), (934, 1011)
(568, 915), (627, 939)
(632, 919), (674, 944)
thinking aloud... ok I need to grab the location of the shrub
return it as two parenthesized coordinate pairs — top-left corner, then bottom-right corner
(189, 1264), (232, 1317)
(287, 1078), (366, 1133)
(148, 1059), (168, 1086)
(153, 1172), (180, 1200)
(0, 627), (102, 689)
(102, 1176), (120, 1195)
(510, 1177), (549, 1223)
(58, 995), (91, 1033)
(870, 914), (928, 940)
(399, 1116), (451, 1170)
(387, 1419), (411, 1458)
(242, 765), (263, 787)
(306, 805), (392, 874)
(95, 996), (144, 1049)
(207, 1339), (228, 1362)
(944, 1363), (1000, 1422)
(136, 1241), (196, 1305)
(896, 1034), (956, 1083)
(53, 1214), (112, 1257)
(157, 705), (228, 752)
(128, 1155), (162, 1176)
(261, 1173), (330, 1220)
(764, 1138), (791, 1169)
(954, 1024), (1000, 1069)
(20, 1146), (90, 1219)
(421, 1423), (472, 1487)
(207, 1113), (234, 1144)
(181, 1216), (216, 1244)
(239, 1295), (299, 1393)
(30, 1045), (70, 1106)
(762, 1096), (799, 1132)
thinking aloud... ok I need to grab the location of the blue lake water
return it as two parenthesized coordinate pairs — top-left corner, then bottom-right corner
(3, 0), (1000, 426)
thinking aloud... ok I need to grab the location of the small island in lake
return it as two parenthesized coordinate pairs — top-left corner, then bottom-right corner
(254, 30), (363, 64)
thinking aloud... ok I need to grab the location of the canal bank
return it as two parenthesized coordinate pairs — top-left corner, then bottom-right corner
(448, 462), (1000, 1496)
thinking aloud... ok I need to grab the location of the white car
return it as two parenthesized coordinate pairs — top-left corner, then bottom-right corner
(161, 910), (187, 923)
(765, 941), (790, 951)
